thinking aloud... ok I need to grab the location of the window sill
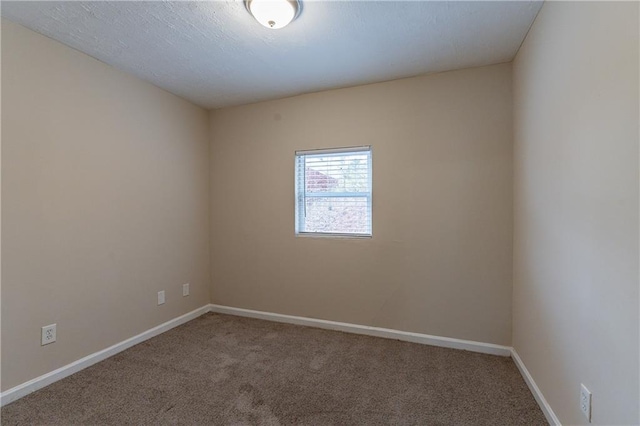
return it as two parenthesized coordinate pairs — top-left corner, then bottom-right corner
(295, 232), (372, 239)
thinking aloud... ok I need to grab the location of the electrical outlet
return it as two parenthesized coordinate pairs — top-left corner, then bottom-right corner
(580, 383), (592, 422)
(41, 324), (57, 345)
(183, 283), (190, 297)
(158, 290), (165, 305)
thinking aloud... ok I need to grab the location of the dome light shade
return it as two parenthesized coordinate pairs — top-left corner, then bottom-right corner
(246, 0), (300, 30)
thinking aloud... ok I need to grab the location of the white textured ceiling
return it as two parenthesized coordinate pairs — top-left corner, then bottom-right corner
(1, 1), (542, 109)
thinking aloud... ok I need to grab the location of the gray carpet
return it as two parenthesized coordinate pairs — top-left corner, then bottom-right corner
(1, 313), (546, 425)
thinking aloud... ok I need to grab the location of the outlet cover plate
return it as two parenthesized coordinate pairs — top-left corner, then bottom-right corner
(580, 383), (592, 422)
(183, 283), (190, 297)
(158, 290), (165, 305)
(41, 324), (57, 345)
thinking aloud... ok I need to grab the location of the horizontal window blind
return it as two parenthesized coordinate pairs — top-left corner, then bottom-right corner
(295, 146), (372, 236)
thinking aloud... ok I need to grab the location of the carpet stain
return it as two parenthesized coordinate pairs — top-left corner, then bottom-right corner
(233, 384), (280, 425)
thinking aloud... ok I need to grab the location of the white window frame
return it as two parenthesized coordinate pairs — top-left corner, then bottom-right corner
(294, 146), (372, 238)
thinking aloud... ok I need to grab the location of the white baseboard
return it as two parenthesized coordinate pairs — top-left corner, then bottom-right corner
(0, 305), (211, 407)
(208, 304), (512, 357)
(1, 302), (555, 426)
(511, 348), (561, 426)
(212, 305), (561, 423)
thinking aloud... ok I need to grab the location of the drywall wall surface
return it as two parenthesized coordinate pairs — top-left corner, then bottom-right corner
(210, 63), (514, 345)
(512, 2), (639, 424)
(1, 20), (210, 391)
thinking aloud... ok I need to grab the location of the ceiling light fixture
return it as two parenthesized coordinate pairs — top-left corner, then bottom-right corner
(246, 0), (300, 30)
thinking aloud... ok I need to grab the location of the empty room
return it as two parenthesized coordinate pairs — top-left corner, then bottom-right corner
(1, 1), (638, 425)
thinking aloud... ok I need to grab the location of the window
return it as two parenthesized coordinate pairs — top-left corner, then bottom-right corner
(295, 146), (372, 237)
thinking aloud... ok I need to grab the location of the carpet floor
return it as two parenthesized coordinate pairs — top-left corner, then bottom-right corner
(1, 313), (546, 425)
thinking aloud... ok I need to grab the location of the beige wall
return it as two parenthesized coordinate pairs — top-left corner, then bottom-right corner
(1, 20), (211, 391)
(210, 63), (514, 345)
(512, 2), (639, 425)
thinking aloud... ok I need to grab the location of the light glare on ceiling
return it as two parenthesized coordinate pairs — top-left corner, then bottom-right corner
(246, 0), (300, 29)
